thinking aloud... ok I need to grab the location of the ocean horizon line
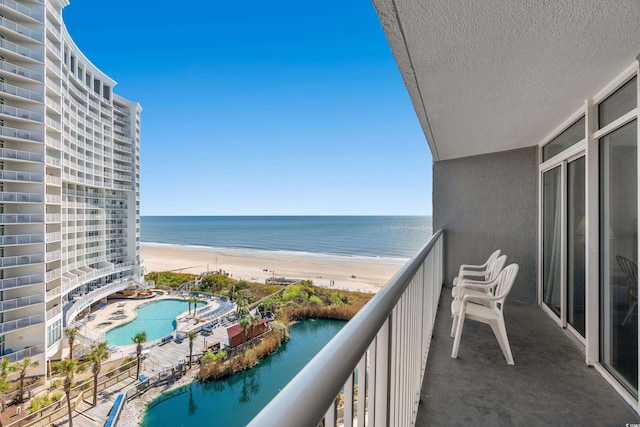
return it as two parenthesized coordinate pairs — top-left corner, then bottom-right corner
(140, 241), (410, 265)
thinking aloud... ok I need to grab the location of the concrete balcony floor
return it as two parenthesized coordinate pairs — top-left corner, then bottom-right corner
(417, 286), (640, 426)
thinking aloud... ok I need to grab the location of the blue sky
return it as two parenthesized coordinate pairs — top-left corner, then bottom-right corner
(63, 1), (432, 215)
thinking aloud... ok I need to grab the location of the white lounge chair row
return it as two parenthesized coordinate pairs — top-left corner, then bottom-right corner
(450, 249), (519, 365)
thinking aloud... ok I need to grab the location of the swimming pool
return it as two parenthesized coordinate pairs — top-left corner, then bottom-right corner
(104, 299), (190, 346)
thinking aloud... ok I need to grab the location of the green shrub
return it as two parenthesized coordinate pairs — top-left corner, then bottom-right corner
(309, 295), (322, 305)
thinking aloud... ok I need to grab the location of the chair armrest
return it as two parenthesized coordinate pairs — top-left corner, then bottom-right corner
(459, 271), (489, 281)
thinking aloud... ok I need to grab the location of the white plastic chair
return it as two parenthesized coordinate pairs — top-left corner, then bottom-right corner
(450, 254), (507, 337)
(451, 249), (501, 295)
(450, 263), (519, 365)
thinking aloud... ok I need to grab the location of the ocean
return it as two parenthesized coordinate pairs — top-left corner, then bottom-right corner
(141, 216), (432, 260)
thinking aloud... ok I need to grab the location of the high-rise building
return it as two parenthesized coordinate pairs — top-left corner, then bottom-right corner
(0, 0), (141, 377)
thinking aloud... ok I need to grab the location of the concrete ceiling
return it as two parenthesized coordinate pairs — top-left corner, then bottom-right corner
(373, 0), (640, 161)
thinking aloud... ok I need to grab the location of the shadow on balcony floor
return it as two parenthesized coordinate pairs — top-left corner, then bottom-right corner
(416, 286), (639, 426)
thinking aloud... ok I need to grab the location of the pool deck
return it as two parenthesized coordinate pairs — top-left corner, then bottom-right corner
(78, 293), (221, 344)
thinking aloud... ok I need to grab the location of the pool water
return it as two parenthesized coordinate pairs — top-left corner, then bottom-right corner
(105, 299), (190, 346)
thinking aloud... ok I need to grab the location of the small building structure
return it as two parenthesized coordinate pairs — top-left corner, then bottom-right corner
(227, 319), (270, 348)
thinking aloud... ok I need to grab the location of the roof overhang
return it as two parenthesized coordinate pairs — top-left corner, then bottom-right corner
(373, 0), (640, 161)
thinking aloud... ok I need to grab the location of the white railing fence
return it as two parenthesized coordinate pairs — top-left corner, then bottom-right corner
(248, 230), (443, 427)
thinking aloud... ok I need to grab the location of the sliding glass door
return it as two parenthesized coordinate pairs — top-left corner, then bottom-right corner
(600, 120), (638, 395)
(567, 157), (586, 336)
(542, 157), (586, 337)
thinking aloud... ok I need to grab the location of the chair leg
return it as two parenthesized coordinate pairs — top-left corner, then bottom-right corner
(451, 311), (465, 359)
(450, 314), (458, 338)
(489, 317), (514, 365)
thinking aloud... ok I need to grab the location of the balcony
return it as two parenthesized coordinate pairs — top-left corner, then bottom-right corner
(0, 125), (44, 143)
(0, 170), (43, 183)
(0, 213), (44, 223)
(0, 16), (44, 42)
(0, 233), (43, 245)
(0, 274), (43, 290)
(0, 0), (44, 23)
(0, 253), (44, 268)
(0, 294), (43, 313)
(0, 147), (43, 163)
(1, 344), (44, 363)
(415, 290), (637, 425)
(249, 231), (638, 426)
(0, 59), (44, 82)
(0, 82), (43, 102)
(0, 191), (43, 203)
(0, 38), (43, 62)
(45, 304), (61, 319)
(0, 313), (44, 334)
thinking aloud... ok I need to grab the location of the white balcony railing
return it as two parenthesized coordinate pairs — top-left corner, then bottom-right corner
(0, 59), (44, 82)
(46, 286), (61, 299)
(46, 304), (61, 319)
(0, 38), (43, 62)
(0, 147), (43, 163)
(0, 213), (44, 223)
(249, 230), (443, 427)
(0, 0), (44, 22)
(0, 294), (43, 312)
(45, 268), (60, 281)
(45, 232), (61, 242)
(0, 253), (44, 268)
(0, 314), (44, 334)
(0, 273), (43, 290)
(0, 125), (44, 142)
(0, 82), (42, 102)
(0, 233), (43, 245)
(2, 344), (44, 363)
(0, 104), (43, 122)
(0, 16), (43, 42)
(0, 192), (43, 203)
(0, 170), (43, 183)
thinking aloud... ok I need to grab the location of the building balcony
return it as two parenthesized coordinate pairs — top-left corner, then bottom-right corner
(0, 273), (43, 291)
(0, 191), (43, 203)
(0, 294), (43, 313)
(0, 169), (43, 183)
(0, 38), (43, 62)
(0, 147), (43, 163)
(415, 289), (637, 425)
(2, 344), (44, 363)
(45, 304), (61, 319)
(0, 0), (44, 23)
(0, 313), (44, 334)
(0, 233), (43, 246)
(0, 253), (44, 268)
(0, 213), (44, 223)
(249, 231), (638, 426)
(0, 125), (44, 142)
(0, 59), (44, 83)
(0, 104), (43, 123)
(0, 16), (44, 42)
(0, 82), (43, 102)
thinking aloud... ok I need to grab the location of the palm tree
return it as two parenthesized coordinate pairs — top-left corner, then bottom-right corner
(240, 318), (251, 343)
(15, 357), (38, 402)
(58, 359), (84, 427)
(64, 326), (80, 360)
(187, 297), (192, 315)
(188, 297), (199, 317)
(132, 332), (147, 380)
(86, 342), (109, 407)
(187, 332), (197, 368)
(0, 357), (15, 380)
(0, 376), (10, 413)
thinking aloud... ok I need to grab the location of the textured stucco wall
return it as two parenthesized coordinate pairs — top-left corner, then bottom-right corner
(433, 146), (538, 303)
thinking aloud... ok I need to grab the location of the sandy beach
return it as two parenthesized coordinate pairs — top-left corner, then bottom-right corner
(141, 243), (406, 293)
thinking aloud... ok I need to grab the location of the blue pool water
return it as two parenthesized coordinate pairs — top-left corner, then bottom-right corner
(104, 299), (190, 346)
(141, 319), (345, 426)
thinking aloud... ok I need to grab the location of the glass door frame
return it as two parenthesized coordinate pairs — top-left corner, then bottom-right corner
(537, 60), (640, 413)
(539, 138), (587, 344)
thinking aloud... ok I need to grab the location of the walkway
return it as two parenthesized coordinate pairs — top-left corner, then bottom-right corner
(416, 287), (639, 425)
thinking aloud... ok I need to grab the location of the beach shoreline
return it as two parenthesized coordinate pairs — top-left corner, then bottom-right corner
(141, 242), (405, 294)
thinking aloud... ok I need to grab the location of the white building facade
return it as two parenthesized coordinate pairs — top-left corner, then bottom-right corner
(0, 0), (140, 375)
